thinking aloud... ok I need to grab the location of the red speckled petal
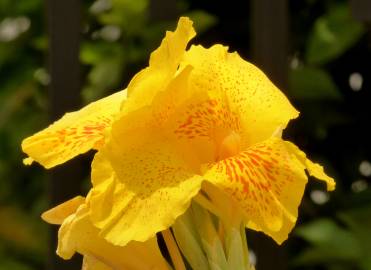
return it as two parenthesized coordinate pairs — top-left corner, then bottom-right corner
(203, 137), (334, 244)
(21, 90), (126, 169)
(183, 45), (299, 147)
(174, 98), (241, 140)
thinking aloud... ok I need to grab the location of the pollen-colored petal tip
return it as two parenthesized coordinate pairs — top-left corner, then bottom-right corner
(23, 157), (34, 166)
(284, 141), (335, 192)
(41, 196), (85, 225)
(305, 159), (336, 191)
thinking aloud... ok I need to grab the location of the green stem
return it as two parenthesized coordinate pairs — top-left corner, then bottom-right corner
(240, 224), (250, 268)
(194, 193), (221, 218)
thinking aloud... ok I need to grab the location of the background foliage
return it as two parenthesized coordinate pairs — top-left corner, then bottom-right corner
(0, 0), (370, 269)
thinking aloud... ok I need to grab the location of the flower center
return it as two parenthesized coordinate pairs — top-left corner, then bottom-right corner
(217, 130), (241, 161)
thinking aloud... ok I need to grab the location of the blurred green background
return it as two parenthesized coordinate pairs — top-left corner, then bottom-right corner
(0, 0), (370, 269)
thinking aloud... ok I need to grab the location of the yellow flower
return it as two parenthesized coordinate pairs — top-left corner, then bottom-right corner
(42, 196), (169, 270)
(22, 16), (335, 249)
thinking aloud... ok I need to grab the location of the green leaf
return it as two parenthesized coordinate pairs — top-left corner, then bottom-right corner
(97, 0), (148, 32)
(0, 43), (18, 68)
(0, 205), (46, 254)
(0, 259), (33, 270)
(338, 206), (371, 270)
(80, 42), (124, 65)
(289, 67), (341, 100)
(305, 3), (365, 65)
(293, 219), (361, 265)
(185, 10), (217, 34)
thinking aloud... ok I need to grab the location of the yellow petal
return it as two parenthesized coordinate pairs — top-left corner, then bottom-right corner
(96, 132), (203, 246)
(284, 141), (335, 191)
(114, 64), (217, 170)
(41, 196), (85, 225)
(182, 44), (299, 146)
(122, 17), (195, 115)
(87, 152), (134, 229)
(82, 255), (112, 270)
(203, 137), (335, 244)
(88, 60), (214, 246)
(172, 92), (242, 164)
(57, 204), (169, 270)
(246, 215), (294, 245)
(22, 90), (127, 169)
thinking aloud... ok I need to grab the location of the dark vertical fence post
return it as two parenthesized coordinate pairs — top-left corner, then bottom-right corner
(249, 0), (289, 270)
(350, 0), (371, 23)
(46, 0), (83, 269)
(149, 0), (178, 21)
(250, 0), (289, 90)
(350, 0), (371, 47)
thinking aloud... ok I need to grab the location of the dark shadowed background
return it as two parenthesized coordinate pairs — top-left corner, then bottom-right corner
(0, 0), (370, 269)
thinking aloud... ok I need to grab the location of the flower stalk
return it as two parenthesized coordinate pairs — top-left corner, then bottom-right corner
(162, 229), (187, 270)
(172, 200), (255, 270)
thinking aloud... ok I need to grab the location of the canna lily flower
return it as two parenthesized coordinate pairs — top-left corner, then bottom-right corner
(22, 15), (335, 253)
(42, 196), (169, 270)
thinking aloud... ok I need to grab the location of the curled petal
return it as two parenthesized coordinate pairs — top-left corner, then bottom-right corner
(95, 134), (204, 246)
(122, 17), (195, 115)
(22, 90), (126, 169)
(284, 141), (335, 191)
(203, 137), (334, 244)
(88, 152), (135, 230)
(57, 204), (169, 270)
(42, 196), (85, 225)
